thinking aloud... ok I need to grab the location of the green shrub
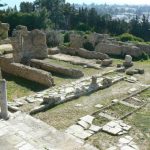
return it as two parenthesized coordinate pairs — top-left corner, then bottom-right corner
(116, 33), (144, 42)
(141, 52), (149, 60)
(46, 30), (63, 47)
(83, 42), (95, 51)
(64, 32), (70, 43)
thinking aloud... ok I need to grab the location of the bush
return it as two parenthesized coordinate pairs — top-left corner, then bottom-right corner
(77, 23), (89, 32)
(46, 30), (63, 47)
(141, 52), (149, 60)
(116, 33), (144, 42)
(83, 41), (95, 51)
(64, 32), (70, 43)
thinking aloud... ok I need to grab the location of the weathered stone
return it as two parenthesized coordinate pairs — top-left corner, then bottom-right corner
(91, 76), (97, 85)
(136, 69), (144, 74)
(125, 55), (132, 63)
(0, 56), (54, 87)
(48, 47), (60, 55)
(125, 76), (137, 83)
(95, 41), (142, 58)
(102, 120), (131, 135)
(80, 115), (95, 124)
(101, 77), (112, 87)
(8, 105), (19, 112)
(77, 120), (90, 129)
(0, 44), (13, 55)
(59, 45), (109, 60)
(89, 125), (102, 132)
(123, 62), (133, 68)
(0, 79), (9, 120)
(101, 59), (113, 67)
(70, 33), (85, 48)
(116, 67), (126, 73)
(126, 70), (135, 75)
(128, 88), (137, 94)
(0, 22), (9, 40)
(95, 104), (103, 108)
(112, 99), (119, 103)
(11, 26), (48, 63)
(30, 59), (84, 78)
(75, 104), (82, 107)
(117, 64), (122, 68)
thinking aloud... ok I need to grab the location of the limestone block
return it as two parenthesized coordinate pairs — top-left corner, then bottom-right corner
(0, 22), (9, 40)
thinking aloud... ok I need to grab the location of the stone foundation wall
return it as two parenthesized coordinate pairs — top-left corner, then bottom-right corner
(0, 22), (9, 40)
(136, 44), (150, 55)
(95, 42), (142, 58)
(30, 59), (84, 78)
(0, 55), (54, 87)
(60, 46), (109, 60)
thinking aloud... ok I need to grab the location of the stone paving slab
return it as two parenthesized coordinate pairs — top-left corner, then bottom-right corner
(0, 112), (98, 150)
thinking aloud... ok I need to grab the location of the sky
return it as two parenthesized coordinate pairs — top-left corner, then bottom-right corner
(1, 0), (150, 9)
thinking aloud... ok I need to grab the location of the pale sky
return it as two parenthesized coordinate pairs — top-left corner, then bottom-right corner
(2, 0), (150, 9)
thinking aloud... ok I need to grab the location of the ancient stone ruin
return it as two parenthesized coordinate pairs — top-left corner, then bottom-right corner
(11, 25), (48, 63)
(0, 22), (9, 40)
(0, 22), (149, 150)
(0, 70), (9, 120)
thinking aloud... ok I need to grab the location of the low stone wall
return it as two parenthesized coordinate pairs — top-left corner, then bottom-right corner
(59, 46), (109, 60)
(136, 44), (150, 55)
(0, 55), (54, 87)
(95, 42), (142, 58)
(30, 59), (84, 78)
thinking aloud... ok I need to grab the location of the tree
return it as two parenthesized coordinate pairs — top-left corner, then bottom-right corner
(20, 2), (34, 13)
(34, 0), (65, 28)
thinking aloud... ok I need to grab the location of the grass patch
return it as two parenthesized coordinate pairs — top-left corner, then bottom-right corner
(93, 116), (109, 126)
(105, 103), (134, 118)
(2, 72), (47, 101)
(138, 89), (150, 101)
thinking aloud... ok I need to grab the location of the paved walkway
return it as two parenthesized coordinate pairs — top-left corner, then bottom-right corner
(0, 112), (98, 150)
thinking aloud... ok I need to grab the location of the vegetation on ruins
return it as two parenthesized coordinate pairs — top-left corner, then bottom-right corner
(0, 0), (150, 42)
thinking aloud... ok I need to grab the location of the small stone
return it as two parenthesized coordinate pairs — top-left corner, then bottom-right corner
(26, 97), (36, 103)
(75, 104), (82, 107)
(101, 59), (113, 67)
(80, 115), (95, 124)
(128, 88), (137, 94)
(77, 120), (90, 129)
(89, 124), (102, 132)
(112, 99), (119, 103)
(8, 105), (19, 112)
(95, 104), (103, 108)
